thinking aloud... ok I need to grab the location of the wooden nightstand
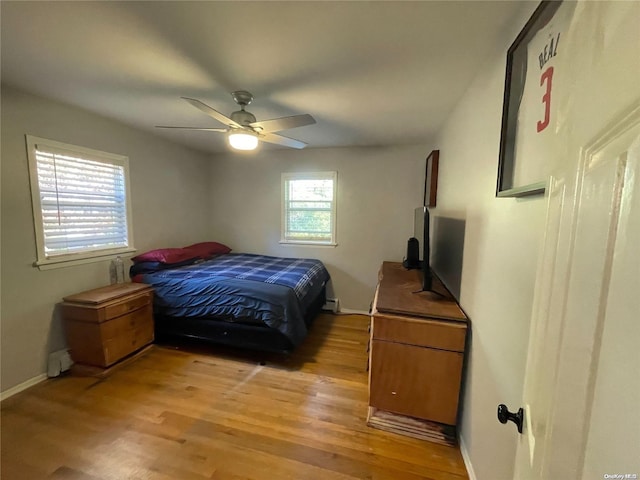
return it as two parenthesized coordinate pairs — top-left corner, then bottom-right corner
(61, 283), (154, 368)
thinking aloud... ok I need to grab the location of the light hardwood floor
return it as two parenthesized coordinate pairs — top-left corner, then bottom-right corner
(1, 314), (468, 480)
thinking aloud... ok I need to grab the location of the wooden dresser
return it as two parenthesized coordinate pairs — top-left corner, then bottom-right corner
(368, 261), (468, 445)
(61, 283), (154, 368)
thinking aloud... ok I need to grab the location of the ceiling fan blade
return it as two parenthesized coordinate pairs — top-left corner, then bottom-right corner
(181, 97), (242, 128)
(260, 132), (308, 149)
(156, 126), (228, 132)
(250, 114), (316, 134)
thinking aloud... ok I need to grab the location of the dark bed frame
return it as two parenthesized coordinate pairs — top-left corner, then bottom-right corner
(153, 286), (326, 354)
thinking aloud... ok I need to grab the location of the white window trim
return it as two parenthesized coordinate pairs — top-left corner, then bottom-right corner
(26, 135), (136, 270)
(280, 171), (338, 247)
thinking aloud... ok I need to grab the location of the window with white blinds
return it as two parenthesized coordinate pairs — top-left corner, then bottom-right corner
(281, 172), (337, 245)
(26, 136), (134, 267)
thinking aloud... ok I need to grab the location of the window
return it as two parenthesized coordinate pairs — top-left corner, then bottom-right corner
(281, 171), (337, 245)
(26, 136), (135, 269)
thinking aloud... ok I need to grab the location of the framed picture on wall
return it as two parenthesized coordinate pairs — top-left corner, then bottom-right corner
(496, 1), (568, 197)
(424, 150), (439, 207)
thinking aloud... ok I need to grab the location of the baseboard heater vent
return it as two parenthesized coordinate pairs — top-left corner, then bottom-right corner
(322, 298), (340, 313)
(47, 349), (73, 377)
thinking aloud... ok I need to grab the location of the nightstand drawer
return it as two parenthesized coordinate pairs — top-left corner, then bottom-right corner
(103, 293), (152, 321)
(103, 322), (154, 366)
(100, 305), (153, 341)
(372, 314), (466, 351)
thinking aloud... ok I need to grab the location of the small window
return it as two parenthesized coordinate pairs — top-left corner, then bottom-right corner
(281, 171), (337, 246)
(26, 135), (135, 269)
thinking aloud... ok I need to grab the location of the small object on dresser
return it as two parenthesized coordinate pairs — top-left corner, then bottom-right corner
(109, 256), (125, 284)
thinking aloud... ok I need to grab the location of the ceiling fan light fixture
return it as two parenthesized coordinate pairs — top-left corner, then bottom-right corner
(227, 130), (259, 151)
(161, 93), (315, 150)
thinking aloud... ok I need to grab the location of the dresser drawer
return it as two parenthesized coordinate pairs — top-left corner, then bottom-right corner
(103, 322), (154, 367)
(100, 304), (153, 340)
(103, 292), (152, 320)
(61, 284), (153, 323)
(369, 340), (463, 425)
(372, 313), (466, 352)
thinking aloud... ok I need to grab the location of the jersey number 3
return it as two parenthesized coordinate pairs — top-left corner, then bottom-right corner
(537, 66), (554, 133)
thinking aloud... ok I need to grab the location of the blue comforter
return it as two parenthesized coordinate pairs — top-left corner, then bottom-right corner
(138, 253), (330, 346)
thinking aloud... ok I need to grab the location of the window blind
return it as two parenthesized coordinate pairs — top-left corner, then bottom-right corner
(35, 148), (130, 257)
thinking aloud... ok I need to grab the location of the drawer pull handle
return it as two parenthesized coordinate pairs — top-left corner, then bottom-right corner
(391, 391), (397, 395)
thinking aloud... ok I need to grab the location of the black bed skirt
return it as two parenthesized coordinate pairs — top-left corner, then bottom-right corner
(154, 286), (326, 354)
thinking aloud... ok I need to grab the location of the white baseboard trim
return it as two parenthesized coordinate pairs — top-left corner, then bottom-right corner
(459, 434), (478, 480)
(0, 373), (48, 402)
(337, 308), (370, 316)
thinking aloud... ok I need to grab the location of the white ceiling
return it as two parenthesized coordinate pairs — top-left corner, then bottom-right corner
(1, 1), (529, 154)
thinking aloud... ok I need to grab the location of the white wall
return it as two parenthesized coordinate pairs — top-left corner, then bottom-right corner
(0, 86), (212, 392)
(430, 3), (541, 480)
(208, 144), (429, 311)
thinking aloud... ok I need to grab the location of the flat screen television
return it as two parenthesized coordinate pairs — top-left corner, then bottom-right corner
(414, 206), (433, 292)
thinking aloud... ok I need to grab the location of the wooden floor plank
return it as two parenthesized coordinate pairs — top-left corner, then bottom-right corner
(1, 314), (468, 480)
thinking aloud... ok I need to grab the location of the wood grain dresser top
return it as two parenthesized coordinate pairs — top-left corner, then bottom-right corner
(375, 262), (467, 322)
(62, 282), (152, 305)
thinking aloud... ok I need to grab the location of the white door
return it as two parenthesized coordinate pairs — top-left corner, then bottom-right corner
(514, 1), (640, 479)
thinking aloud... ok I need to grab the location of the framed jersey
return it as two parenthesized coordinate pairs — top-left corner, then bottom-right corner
(496, 1), (573, 197)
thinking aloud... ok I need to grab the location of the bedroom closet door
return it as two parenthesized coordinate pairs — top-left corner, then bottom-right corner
(512, 2), (640, 479)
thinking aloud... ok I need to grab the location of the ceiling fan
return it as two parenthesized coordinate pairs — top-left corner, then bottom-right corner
(157, 91), (316, 150)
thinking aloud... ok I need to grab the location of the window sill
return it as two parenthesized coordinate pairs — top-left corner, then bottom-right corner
(34, 248), (137, 271)
(279, 240), (338, 247)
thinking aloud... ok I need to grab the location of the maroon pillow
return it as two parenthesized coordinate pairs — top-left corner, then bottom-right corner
(132, 248), (196, 264)
(183, 242), (232, 259)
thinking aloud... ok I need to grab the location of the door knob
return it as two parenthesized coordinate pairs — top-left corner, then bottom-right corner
(497, 404), (524, 433)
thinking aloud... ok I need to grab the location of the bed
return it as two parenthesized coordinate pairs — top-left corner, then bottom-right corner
(131, 251), (330, 353)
